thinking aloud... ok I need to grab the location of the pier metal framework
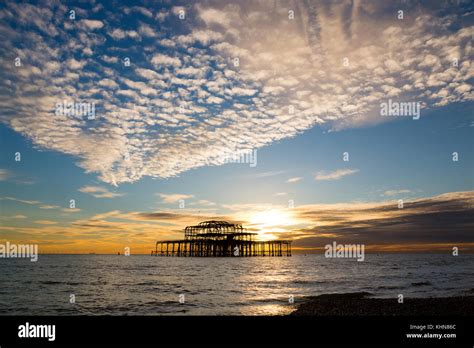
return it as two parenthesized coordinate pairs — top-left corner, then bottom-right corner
(152, 220), (291, 257)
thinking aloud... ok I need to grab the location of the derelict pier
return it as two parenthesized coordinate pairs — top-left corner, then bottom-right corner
(152, 220), (291, 257)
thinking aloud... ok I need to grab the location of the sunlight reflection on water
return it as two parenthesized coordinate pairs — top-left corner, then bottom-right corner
(0, 254), (473, 315)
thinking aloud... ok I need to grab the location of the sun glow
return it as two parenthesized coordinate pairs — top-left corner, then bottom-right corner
(249, 209), (296, 238)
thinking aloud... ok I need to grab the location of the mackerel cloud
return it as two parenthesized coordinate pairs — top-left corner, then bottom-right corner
(0, 1), (472, 185)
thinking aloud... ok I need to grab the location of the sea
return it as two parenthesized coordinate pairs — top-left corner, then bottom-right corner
(1, 254), (473, 315)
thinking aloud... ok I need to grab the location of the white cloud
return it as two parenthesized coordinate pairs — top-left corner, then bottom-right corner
(0, 1), (472, 186)
(314, 169), (359, 181)
(207, 95), (224, 104)
(108, 28), (139, 40)
(176, 66), (203, 77)
(128, 6), (153, 18)
(384, 59), (402, 73)
(98, 78), (119, 89)
(78, 19), (104, 30)
(190, 199), (216, 206)
(135, 68), (162, 80)
(171, 6), (186, 17)
(61, 208), (81, 213)
(138, 23), (157, 38)
(155, 11), (168, 22)
(67, 58), (87, 70)
(227, 87), (258, 97)
(39, 205), (60, 209)
(383, 189), (412, 196)
(198, 7), (232, 27)
(158, 193), (194, 203)
(0, 169), (11, 181)
(78, 186), (124, 198)
(101, 55), (118, 64)
(176, 30), (223, 46)
(151, 53), (181, 68)
(1, 197), (40, 205)
(287, 177), (302, 183)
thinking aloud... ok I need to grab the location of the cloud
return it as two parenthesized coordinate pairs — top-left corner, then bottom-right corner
(67, 58), (87, 70)
(291, 190), (474, 249)
(78, 185), (124, 198)
(125, 6), (153, 18)
(61, 208), (81, 213)
(212, 190), (474, 251)
(176, 66), (204, 77)
(39, 204), (60, 209)
(108, 28), (139, 40)
(33, 220), (58, 225)
(135, 68), (162, 80)
(190, 199), (216, 206)
(0, 206), (236, 253)
(18, 180), (35, 185)
(0, 197), (41, 205)
(383, 189), (412, 196)
(138, 23), (158, 38)
(78, 19), (104, 30)
(2, 189), (472, 253)
(247, 171), (286, 179)
(0, 169), (11, 181)
(0, 169), (33, 186)
(314, 169), (359, 181)
(123, 210), (216, 222)
(197, 6), (233, 27)
(287, 177), (302, 183)
(150, 53), (181, 68)
(3, 214), (27, 219)
(0, 1), (472, 186)
(1, 197), (64, 212)
(171, 6), (186, 17)
(155, 11), (168, 22)
(207, 95), (224, 104)
(101, 55), (119, 64)
(98, 78), (119, 88)
(158, 193), (194, 204)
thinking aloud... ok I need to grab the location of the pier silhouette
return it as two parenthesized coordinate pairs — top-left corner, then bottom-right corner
(152, 220), (292, 257)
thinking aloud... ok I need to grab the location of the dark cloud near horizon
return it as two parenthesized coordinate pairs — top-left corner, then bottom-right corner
(292, 191), (474, 247)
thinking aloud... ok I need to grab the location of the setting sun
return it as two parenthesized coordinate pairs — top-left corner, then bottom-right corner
(249, 209), (296, 237)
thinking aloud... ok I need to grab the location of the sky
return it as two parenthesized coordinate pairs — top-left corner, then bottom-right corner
(0, 0), (473, 254)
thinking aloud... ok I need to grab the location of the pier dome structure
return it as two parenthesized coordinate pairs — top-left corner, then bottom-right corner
(184, 220), (256, 241)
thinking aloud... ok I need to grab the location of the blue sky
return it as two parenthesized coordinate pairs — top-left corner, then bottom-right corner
(0, 0), (473, 253)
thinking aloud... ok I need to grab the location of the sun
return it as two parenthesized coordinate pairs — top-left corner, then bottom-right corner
(249, 209), (295, 238)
